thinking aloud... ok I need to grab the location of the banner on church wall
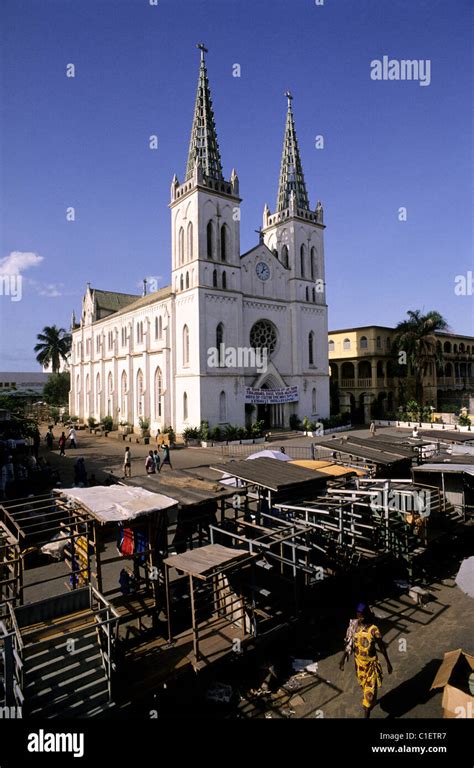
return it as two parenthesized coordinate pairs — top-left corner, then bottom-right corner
(244, 386), (299, 405)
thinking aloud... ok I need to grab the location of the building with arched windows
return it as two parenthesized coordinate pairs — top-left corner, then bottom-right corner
(69, 48), (330, 432)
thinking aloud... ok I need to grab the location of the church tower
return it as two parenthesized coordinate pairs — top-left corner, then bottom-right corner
(258, 92), (329, 424)
(262, 92), (326, 305)
(169, 45), (243, 430)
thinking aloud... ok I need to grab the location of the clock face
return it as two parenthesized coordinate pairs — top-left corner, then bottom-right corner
(256, 261), (270, 281)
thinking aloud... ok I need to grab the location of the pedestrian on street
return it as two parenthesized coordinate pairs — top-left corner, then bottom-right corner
(32, 429), (41, 460)
(68, 426), (77, 448)
(369, 421), (376, 437)
(45, 427), (54, 450)
(339, 603), (392, 718)
(160, 443), (173, 470)
(58, 432), (67, 456)
(153, 449), (161, 473)
(123, 447), (132, 478)
(145, 450), (156, 475)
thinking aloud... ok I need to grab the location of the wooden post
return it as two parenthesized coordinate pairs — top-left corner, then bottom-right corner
(164, 563), (172, 644)
(189, 574), (199, 663)
(94, 521), (103, 594)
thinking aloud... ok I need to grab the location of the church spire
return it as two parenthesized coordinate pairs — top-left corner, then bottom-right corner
(185, 44), (224, 182)
(276, 91), (310, 213)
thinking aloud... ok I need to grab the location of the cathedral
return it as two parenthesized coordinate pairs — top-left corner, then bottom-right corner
(69, 46), (330, 433)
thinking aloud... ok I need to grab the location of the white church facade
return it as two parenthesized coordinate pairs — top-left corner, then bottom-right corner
(69, 46), (330, 434)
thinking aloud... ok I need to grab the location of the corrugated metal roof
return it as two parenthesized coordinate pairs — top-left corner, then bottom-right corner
(418, 430), (474, 444)
(317, 437), (412, 465)
(413, 464), (474, 476)
(164, 544), (249, 576)
(210, 457), (328, 492)
(290, 459), (367, 477)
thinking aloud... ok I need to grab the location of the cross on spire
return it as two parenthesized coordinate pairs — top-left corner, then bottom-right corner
(276, 91), (310, 213)
(185, 44), (223, 181)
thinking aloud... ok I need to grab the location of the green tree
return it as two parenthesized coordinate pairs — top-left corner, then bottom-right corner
(392, 310), (448, 404)
(34, 325), (71, 373)
(43, 372), (70, 405)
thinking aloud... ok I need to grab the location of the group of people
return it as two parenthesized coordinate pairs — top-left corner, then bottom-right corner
(46, 425), (77, 456)
(123, 443), (173, 478)
(0, 451), (59, 499)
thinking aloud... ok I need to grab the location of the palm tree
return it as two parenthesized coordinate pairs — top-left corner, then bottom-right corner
(392, 310), (448, 404)
(34, 325), (72, 374)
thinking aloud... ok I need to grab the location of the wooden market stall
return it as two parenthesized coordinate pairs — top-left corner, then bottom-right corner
(55, 485), (179, 625)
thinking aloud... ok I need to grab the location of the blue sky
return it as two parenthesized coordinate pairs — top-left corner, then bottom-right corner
(0, 0), (472, 370)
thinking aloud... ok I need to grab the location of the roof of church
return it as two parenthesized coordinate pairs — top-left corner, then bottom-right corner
(101, 285), (173, 320)
(185, 45), (224, 182)
(276, 92), (310, 213)
(92, 289), (139, 319)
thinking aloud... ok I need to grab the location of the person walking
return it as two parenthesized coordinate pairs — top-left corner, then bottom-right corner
(68, 426), (77, 449)
(32, 428), (41, 460)
(339, 603), (392, 718)
(153, 449), (161, 473)
(123, 447), (132, 478)
(145, 450), (156, 475)
(1, 457), (15, 499)
(58, 432), (67, 456)
(160, 443), (173, 470)
(45, 427), (54, 451)
(369, 421), (376, 437)
(74, 457), (87, 486)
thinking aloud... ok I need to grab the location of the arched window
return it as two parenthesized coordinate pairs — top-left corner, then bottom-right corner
(444, 341), (451, 353)
(95, 373), (101, 415)
(220, 224), (228, 261)
(121, 371), (127, 420)
(180, 274), (184, 291)
(343, 338), (351, 350)
(187, 221), (193, 262)
(154, 367), (162, 419)
(183, 392), (188, 422)
(222, 271), (227, 289)
(310, 247), (316, 281)
(158, 316), (163, 339)
(136, 369), (144, 418)
(154, 317), (159, 340)
(273, 249), (278, 260)
(376, 336), (382, 349)
(360, 336), (368, 349)
(76, 374), (81, 414)
(136, 321), (143, 344)
(312, 287), (316, 302)
(183, 325), (189, 366)
(207, 220), (214, 259)
(305, 286), (309, 301)
(185, 271), (189, 289)
(216, 322), (224, 366)
(178, 226), (184, 265)
(300, 244), (306, 277)
(311, 387), (317, 414)
(212, 269), (218, 287)
(219, 390), (226, 422)
(308, 331), (315, 366)
(453, 344), (458, 353)
(328, 340), (335, 352)
(281, 245), (289, 268)
(107, 372), (113, 416)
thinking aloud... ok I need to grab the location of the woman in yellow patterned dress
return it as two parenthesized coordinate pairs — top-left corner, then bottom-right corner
(339, 603), (393, 717)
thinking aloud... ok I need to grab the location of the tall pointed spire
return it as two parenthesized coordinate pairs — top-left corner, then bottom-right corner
(276, 91), (310, 213)
(185, 44), (223, 182)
